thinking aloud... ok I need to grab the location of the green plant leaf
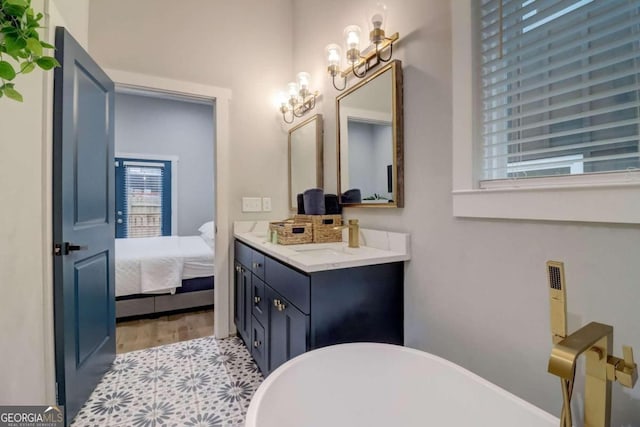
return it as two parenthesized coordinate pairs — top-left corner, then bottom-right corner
(2, 4), (27, 17)
(20, 61), (35, 74)
(40, 41), (54, 49)
(1, 27), (20, 36)
(4, 34), (27, 54)
(36, 56), (59, 70)
(5, 0), (29, 7)
(26, 37), (42, 56)
(0, 89), (3, 98)
(4, 86), (24, 102)
(0, 60), (17, 80)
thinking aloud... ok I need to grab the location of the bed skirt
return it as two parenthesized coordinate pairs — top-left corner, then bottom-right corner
(116, 276), (214, 319)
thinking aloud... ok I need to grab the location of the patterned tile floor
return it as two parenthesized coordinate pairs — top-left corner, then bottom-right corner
(71, 336), (263, 427)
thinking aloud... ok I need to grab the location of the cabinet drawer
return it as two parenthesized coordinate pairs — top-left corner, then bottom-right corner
(251, 275), (267, 326)
(235, 240), (253, 267)
(251, 251), (265, 280)
(265, 257), (310, 314)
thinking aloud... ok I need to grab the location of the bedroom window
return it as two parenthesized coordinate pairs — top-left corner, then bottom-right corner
(115, 158), (172, 238)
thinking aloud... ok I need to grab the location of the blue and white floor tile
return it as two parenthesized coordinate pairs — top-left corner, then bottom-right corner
(71, 336), (263, 427)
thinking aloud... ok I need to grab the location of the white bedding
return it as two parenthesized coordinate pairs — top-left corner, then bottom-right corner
(116, 236), (215, 297)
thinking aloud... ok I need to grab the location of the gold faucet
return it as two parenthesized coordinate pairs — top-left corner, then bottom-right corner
(347, 219), (359, 248)
(548, 322), (637, 427)
(334, 219), (360, 248)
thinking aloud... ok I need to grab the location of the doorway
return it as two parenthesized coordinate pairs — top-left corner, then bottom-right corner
(103, 70), (233, 343)
(112, 88), (216, 352)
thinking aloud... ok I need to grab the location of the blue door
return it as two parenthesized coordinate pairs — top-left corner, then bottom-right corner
(52, 27), (115, 424)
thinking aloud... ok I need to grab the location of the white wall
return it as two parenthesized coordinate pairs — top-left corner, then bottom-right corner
(293, 0), (640, 425)
(115, 92), (215, 235)
(88, 0), (293, 224)
(0, 0), (89, 404)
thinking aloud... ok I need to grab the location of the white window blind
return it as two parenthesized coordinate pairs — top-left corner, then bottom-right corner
(123, 161), (165, 238)
(479, 0), (640, 181)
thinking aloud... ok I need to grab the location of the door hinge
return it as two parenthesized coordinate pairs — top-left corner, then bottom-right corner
(53, 243), (63, 256)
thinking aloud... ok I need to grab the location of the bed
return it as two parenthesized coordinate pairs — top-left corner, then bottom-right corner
(115, 233), (215, 318)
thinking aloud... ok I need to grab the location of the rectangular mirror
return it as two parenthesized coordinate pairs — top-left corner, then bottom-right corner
(289, 114), (323, 211)
(337, 60), (403, 208)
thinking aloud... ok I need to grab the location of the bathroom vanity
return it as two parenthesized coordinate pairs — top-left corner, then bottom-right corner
(233, 222), (410, 375)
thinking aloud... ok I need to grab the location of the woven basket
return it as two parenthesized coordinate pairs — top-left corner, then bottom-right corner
(269, 220), (313, 245)
(295, 214), (343, 243)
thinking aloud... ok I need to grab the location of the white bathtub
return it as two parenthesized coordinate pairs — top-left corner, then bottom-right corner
(246, 343), (559, 427)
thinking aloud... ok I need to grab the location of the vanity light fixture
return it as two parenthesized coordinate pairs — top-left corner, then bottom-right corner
(279, 72), (319, 124)
(326, 2), (399, 91)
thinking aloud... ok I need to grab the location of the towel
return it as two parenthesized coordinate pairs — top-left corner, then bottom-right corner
(303, 188), (325, 215)
(341, 188), (362, 204)
(324, 194), (342, 214)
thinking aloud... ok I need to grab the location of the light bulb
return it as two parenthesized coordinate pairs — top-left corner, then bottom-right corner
(344, 25), (361, 51)
(326, 44), (342, 67)
(276, 91), (288, 108)
(287, 82), (299, 98)
(372, 14), (383, 29)
(297, 72), (311, 91)
(369, 2), (388, 44)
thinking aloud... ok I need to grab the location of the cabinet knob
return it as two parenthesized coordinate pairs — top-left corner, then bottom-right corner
(235, 265), (241, 273)
(254, 296), (261, 304)
(273, 300), (286, 311)
(252, 262), (262, 269)
(253, 340), (262, 348)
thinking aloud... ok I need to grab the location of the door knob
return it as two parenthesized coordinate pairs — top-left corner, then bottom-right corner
(54, 242), (89, 256)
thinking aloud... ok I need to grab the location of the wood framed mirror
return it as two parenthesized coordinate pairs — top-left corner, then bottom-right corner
(289, 114), (324, 211)
(336, 60), (403, 208)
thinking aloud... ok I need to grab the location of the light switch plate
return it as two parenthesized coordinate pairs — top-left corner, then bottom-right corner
(242, 197), (262, 212)
(262, 197), (272, 212)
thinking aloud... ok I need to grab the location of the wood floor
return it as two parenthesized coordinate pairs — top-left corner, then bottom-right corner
(115, 309), (214, 353)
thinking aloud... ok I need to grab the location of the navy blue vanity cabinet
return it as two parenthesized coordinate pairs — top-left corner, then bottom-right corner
(234, 239), (404, 376)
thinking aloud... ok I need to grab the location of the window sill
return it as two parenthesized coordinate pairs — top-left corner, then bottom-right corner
(453, 177), (640, 224)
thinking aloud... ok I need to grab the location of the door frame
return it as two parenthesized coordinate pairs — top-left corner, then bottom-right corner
(104, 69), (233, 340)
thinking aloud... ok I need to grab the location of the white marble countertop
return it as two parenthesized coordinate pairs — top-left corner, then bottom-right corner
(234, 221), (410, 273)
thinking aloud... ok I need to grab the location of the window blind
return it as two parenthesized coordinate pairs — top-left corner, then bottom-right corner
(123, 161), (165, 238)
(479, 0), (640, 180)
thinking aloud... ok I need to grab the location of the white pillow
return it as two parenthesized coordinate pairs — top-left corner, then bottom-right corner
(198, 221), (215, 240)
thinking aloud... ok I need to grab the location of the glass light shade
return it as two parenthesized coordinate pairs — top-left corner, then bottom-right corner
(369, 2), (388, 31)
(297, 72), (311, 91)
(277, 91), (288, 107)
(287, 82), (299, 98)
(344, 25), (361, 51)
(325, 44), (342, 67)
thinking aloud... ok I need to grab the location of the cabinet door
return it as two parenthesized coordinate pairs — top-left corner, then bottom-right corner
(241, 267), (252, 344)
(267, 286), (309, 373)
(233, 262), (244, 341)
(251, 316), (268, 374)
(234, 262), (252, 345)
(251, 275), (267, 327)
